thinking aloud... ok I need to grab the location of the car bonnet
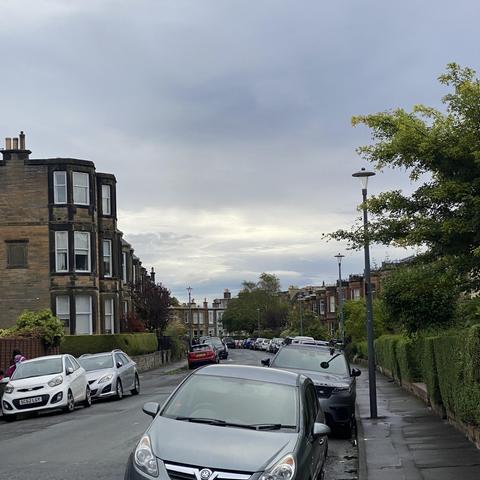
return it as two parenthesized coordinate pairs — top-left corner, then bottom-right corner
(148, 416), (298, 472)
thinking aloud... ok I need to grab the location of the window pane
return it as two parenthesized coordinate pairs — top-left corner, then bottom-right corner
(54, 172), (67, 204)
(102, 185), (111, 215)
(103, 239), (111, 255)
(7, 243), (27, 267)
(56, 296), (70, 315)
(56, 231), (68, 249)
(76, 314), (91, 334)
(76, 295), (91, 313)
(105, 298), (112, 315)
(74, 232), (90, 271)
(74, 232), (89, 249)
(76, 296), (91, 334)
(73, 172), (89, 187)
(75, 254), (89, 271)
(73, 172), (89, 205)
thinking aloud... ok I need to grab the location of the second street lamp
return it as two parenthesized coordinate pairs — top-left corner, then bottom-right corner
(334, 253), (345, 343)
(352, 167), (378, 419)
(187, 286), (193, 345)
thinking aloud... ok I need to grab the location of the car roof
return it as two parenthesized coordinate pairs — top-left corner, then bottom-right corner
(79, 351), (117, 358)
(195, 364), (302, 386)
(281, 344), (343, 354)
(18, 354), (64, 365)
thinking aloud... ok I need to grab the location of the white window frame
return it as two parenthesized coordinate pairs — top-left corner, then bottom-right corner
(103, 239), (112, 277)
(101, 184), (111, 215)
(353, 288), (361, 300)
(75, 295), (92, 335)
(104, 298), (114, 334)
(55, 231), (69, 272)
(74, 231), (91, 272)
(56, 296), (70, 330)
(123, 300), (128, 315)
(329, 296), (336, 313)
(53, 171), (67, 204)
(122, 252), (127, 282)
(73, 172), (90, 206)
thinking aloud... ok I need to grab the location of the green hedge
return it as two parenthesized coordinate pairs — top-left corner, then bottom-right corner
(396, 336), (423, 383)
(60, 333), (158, 357)
(421, 337), (442, 405)
(375, 335), (403, 381)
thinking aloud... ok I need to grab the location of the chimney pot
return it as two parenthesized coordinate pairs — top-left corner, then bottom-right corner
(19, 131), (25, 150)
(5, 137), (12, 149)
(12, 138), (19, 149)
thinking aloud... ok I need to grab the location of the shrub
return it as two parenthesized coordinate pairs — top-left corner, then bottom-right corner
(164, 319), (187, 360)
(396, 336), (423, 383)
(60, 333), (157, 357)
(375, 335), (403, 381)
(421, 336), (442, 406)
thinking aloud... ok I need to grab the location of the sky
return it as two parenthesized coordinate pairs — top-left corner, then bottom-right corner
(1, 0), (479, 303)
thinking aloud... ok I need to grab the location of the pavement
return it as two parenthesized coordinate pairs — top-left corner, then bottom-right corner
(356, 366), (480, 479)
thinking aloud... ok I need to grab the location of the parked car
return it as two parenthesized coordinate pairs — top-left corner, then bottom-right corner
(253, 337), (266, 350)
(261, 338), (271, 351)
(269, 337), (285, 353)
(1, 354), (91, 421)
(204, 337), (228, 359)
(125, 364), (330, 480)
(243, 338), (256, 349)
(223, 337), (236, 349)
(262, 344), (361, 438)
(234, 339), (244, 348)
(291, 336), (315, 344)
(187, 343), (219, 369)
(78, 350), (140, 400)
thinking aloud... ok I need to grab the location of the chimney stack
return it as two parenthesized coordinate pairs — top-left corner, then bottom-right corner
(19, 131), (25, 150)
(150, 267), (155, 284)
(5, 137), (12, 149)
(12, 138), (18, 149)
(1, 131), (30, 161)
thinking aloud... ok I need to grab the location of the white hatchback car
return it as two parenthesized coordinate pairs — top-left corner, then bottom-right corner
(2, 354), (91, 421)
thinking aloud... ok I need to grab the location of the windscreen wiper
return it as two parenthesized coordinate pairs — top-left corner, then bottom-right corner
(175, 417), (257, 429)
(249, 423), (297, 430)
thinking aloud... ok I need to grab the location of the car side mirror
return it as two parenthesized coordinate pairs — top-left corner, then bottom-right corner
(116, 362), (123, 368)
(351, 368), (361, 377)
(0, 377), (10, 384)
(261, 358), (270, 367)
(142, 402), (160, 418)
(313, 422), (330, 438)
(66, 367), (74, 375)
(320, 361), (329, 369)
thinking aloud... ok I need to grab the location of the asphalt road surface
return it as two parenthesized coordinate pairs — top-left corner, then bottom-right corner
(0, 348), (358, 480)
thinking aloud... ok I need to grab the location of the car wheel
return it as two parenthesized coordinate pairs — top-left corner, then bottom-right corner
(131, 374), (140, 395)
(83, 386), (92, 408)
(115, 379), (124, 400)
(64, 390), (75, 413)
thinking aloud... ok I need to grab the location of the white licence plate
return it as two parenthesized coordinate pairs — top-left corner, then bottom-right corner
(19, 396), (43, 406)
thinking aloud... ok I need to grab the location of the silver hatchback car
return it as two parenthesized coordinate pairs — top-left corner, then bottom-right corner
(78, 350), (140, 400)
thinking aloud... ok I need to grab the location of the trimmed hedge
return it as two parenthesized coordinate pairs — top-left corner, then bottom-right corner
(396, 336), (423, 383)
(375, 335), (403, 381)
(60, 333), (158, 357)
(421, 337), (442, 405)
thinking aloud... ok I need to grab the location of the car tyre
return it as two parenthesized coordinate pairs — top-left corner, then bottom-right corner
(64, 390), (75, 413)
(115, 379), (124, 400)
(83, 386), (92, 408)
(131, 374), (140, 395)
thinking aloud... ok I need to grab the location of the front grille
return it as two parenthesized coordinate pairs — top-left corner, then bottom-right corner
(13, 394), (50, 409)
(165, 463), (251, 480)
(18, 386), (43, 393)
(315, 385), (334, 398)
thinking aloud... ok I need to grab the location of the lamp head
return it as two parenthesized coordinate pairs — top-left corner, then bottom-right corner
(334, 253), (345, 265)
(352, 167), (375, 190)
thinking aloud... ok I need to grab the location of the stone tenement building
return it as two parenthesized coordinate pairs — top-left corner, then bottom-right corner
(0, 132), (153, 334)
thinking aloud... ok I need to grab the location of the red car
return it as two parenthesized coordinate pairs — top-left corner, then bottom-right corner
(187, 344), (219, 369)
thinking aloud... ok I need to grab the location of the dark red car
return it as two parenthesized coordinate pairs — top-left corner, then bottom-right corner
(187, 343), (219, 369)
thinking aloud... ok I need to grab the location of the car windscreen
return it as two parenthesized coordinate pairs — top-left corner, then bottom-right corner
(191, 344), (212, 352)
(12, 358), (63, 379)
(78, 354), (114, 371)
(273, 348), (349, 376)
(162, 374), (298, 429)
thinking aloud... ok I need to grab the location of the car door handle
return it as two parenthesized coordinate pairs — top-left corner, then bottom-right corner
(318, 438), (325, 446)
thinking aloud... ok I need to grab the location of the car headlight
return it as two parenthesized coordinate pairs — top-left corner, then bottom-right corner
(4, 383), (14, 394)
(134, 435), (158, 477)
(98, 374), (113, 384)
(260, 454), (295, 480)
(48, 376), (64, 387)
(332, 385), (351, 393)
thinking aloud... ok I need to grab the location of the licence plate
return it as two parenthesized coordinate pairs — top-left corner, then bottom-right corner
(195, 353), (207, 358)
(19, 396), (43, 406)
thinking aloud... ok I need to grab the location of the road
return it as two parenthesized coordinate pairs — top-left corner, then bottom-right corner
(0, 349), (358, 480)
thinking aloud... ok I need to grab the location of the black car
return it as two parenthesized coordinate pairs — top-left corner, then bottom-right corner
(223, 337), (236, 349)
(125, 365), (330, 480)
(204, 337), (228, 359)
(262, 344), (361, 438)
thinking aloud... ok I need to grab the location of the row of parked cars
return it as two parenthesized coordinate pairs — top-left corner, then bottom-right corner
(125, 337), (357, 479)
(1, 349), (140, 421)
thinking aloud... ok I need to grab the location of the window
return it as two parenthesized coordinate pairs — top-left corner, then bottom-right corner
(101, 184), (111, 215)
(319, 300), (325, 315)
(122, 252), (127, 282)
(208, 311), (214, 325)
(123, 301), (128, 315)
(75, 295), (92, 334)
(353, 288), (361, 300)
(56, 296), (70, 331)
(74, 232), (90, 272)
(104, 298), (114, 334)
(6, 241), (28, 268)
(329, 296), (336, 313)
(103, 239), (112, 277)
(53, 171), (67, 204)
(55, 232), (69, 272)
(65, 356), (75, 372)
(73, 172), (89, 205)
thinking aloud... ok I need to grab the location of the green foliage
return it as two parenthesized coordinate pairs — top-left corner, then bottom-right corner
(344, 298), (386, 343)
(164, 319), (187, 360)
(329, 64), (480, 292)
(455, 296), (480, 327)
(381, 261), (459, 334)
(1, 309), (65, 347)
(284, 307), (329, 339)
(133, 282), (171, 334)
(421, 337), (442, 405)
(375, 335), (403, 381)
(222, 273), (288, 334)
(395, 336), (423, 383)
(60, 333), (158, 357)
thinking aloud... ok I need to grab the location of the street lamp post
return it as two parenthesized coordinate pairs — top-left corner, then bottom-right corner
(352, 167), (378, 419)
(187, 286), (192, 345)
(299, 299), (304, 336)
(257, 307), (260, 334)
(335, 253), (345, 343)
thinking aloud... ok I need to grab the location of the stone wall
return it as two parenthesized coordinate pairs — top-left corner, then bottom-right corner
(131, 350), (173, 373)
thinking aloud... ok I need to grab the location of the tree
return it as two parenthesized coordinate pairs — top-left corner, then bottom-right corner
(329, 64), (480, 291)
(380, 261), (459, 334)
(343, 299), (386, 344)
(282, 307), (329, 339)
(133, 282), (172, 335)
